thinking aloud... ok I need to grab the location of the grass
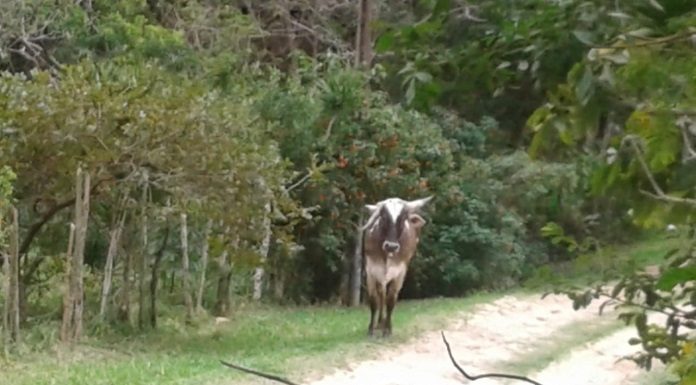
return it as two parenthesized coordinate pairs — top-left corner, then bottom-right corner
(0, 292), (500, 385)
(524, 234), (683, 290)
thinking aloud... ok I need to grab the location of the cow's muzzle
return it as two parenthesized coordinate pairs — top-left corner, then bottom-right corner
(382, 241), (400, 253)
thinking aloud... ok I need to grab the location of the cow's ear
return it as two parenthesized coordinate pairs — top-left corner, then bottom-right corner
(408, 213), (426, 229)
(365, 204), (379, 213)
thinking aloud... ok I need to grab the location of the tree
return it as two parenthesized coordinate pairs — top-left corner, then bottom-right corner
(355, 0), (373, 68)
(2, 206), (20, 347)
(196, 219), (212, 311)
(180, 213), (194, 323)
(61, 168), (90, 343)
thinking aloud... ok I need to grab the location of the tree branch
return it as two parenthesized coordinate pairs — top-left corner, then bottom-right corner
(285, 171), (314, 194)
(20, 178), (109, 285)
(591, 32), (692, 49)
(220, 361), (300, 385)
(219, 332), (546, 385)
(442, 332), (544, 385)
(677, 116), (696, 164)
(622, 136), (696, 207)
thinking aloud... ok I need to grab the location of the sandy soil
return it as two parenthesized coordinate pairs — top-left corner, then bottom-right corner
(304, 293), (651, 385)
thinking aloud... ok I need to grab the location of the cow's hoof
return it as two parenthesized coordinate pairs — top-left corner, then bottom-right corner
(382, 329), (392, 338)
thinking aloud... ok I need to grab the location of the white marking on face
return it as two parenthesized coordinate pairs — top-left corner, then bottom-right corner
(384, 199), (405, 223)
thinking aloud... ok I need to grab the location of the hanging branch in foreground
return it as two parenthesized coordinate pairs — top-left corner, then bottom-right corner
(442, 332), (544, 385)
(621, 135), (696, 207)
(220, 332), (545, 385)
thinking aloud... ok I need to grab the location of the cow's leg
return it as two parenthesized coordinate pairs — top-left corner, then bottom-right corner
(383, 273), (406, 337)
(375, 283), (385, 334)
(366, 277), (380, 337)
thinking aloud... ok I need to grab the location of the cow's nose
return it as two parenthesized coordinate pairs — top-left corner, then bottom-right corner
(383, 241), (400, 253)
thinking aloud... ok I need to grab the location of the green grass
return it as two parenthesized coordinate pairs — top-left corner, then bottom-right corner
(0, 293), (499, 385)
(524, 234), (684, 290)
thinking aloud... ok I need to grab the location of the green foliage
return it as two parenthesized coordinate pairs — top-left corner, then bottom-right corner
(374, 0), (598, 140)
(255, 60), (457, 299)
(547, 227), (696, 381)
(528, 1), (696, 227)
(0, 165), (15, 210)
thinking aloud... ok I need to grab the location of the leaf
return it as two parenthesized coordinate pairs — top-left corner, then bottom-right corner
(626, 28), (654, 38)
(432, 0), (452, 17)
(656, 266), (696, 291)
(648, 0), (666, 12)
(405, 78), (416, 105)
(575, 66), (595, 105)
(375, 32), (396, 53)
(413, 71), (433, 83)
(600, 50), (630, 65)
(608, 11), (633, 20)
(572, 30), (596, 46)
(497, 61), (511, 70)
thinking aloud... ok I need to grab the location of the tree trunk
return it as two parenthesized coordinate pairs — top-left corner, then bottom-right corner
(196, 219), (212, 312)
(214, 251), (232, 316)
(168, 271), (175, 294)
(180, 213), (194, 322)
(3, 207), (21, 346)
(355, 0), (374, 68)
(118, 252), (132, 323)
(215, 255), (232, 316)
(137, 179), (148, 329)
(99, 212), (126, 320)
(339, 251), (351, 305)
(60, 223), (76, 342)
(272, 268), (285, 301)
(215, 233), (236, 316)
(253, 202), (272, 301)
(150, 226), (169, 328)
(350, 213), (365, 307)
(2, 212), (7, 350)
(61, 169), (90, 343)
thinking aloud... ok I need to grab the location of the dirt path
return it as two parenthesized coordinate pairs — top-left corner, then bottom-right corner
(304, 293), (650, 385)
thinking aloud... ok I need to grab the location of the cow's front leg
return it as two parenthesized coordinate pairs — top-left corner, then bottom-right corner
(375, 284), (385, 335)
(383, 275), (405, 337)
(367, 279), (383, 337)
(367, 292), (378, 337)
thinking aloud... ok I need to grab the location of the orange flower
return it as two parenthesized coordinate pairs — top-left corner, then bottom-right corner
(337, 155), (349, 168)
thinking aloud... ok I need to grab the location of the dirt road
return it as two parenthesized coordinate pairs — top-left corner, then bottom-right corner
(304, 293), (655, 385)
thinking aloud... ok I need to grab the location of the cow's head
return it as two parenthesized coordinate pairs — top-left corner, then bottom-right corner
(363, 196), (433, 254)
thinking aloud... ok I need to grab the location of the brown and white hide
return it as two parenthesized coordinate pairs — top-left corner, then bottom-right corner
(362, 196), (432, 337)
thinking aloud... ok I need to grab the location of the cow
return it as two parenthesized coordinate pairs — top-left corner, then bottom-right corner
(361, 196), (433, 337)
